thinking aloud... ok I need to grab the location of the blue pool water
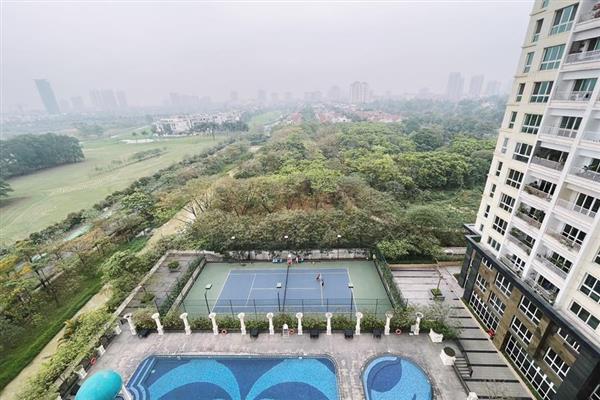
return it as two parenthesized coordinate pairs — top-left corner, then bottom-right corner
(127, 355), (339, 400)
(363, 355), (432, 400)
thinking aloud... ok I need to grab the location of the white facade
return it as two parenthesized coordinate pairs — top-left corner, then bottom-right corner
(474, 0), (600, 344)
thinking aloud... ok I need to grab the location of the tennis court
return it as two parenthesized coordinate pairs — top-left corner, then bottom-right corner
(213, 267), (352, 313)
(182, 261), (392, 317)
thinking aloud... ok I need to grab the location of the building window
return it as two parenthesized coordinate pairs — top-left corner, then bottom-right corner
(475, 273), (487, 293)
(558, 116), (582, 137)
(490, 183), (497, 198)
(561, 224), (586, 246)
(495, 274), (513, 297)
(513, 142), (533, 163)
(516, 83), (525, 102)
(521, 113), (543, 134)
(595, 249), (600, 264)
(511, 316), (533, 344)
(506, 169), (524, 188)
(508, 111), (517, 129)
(580, 274), (600, 303)
(500, 137), (509, 154)
(505, 335), (556, 400)
(523, 52), (534, 73)
(519, 296), (543, 324)
(532, 19), (543, 43)
(540, 44), (565, 70)
(531, 81), (553, 103)
(570, 301), (599, 330)
(550, 4), (578, 35)
(572, 78), (598, 100)
(487, 236), (501, 252)
(543, 348), (570, 380)
(590, 383), (600, 400)
(484, 204), (490, 218)
(541, 0), (549, 8)
(489, 292), (506, 316)
(509, 254), (526, 274)
(479, 223), (484, 232)
(548, 251), (572, 274)
(574, 193), (599, 217)
(469, 292), (499, 331)
(482, 258), (494, 270)
(556, 327), (580, 352)
(499, 193), (515, 213)
(493, 216), (508, 235)
(495, 161), (503, 177)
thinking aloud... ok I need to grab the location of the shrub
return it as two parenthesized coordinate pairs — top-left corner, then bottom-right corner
(301, 316), (326, 330)
(217, 315), (241, 330)
(140, 292), (155, 304)
(360, 313), (384, 332)
(331, 314), (353, 330)
(189, 316), (211, 330)
(162, 312), (184, 330)
(273, 313), (295, 329)
(246, 319), (269, 330)
(430, 288), (442, 297)
(132, 308), (156, 330)
(167, 261), (180, 271)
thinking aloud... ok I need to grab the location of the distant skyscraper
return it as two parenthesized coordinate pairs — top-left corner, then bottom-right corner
(484, 80), (502, 96)
(468, 75), (485, 98)
(71, 96), (85, 111)
(116, 91), (128, 108)
(34, 79), (60, 114)
(101, 90), (118, 109)
(349, 81), (369, 104)
(446, 72), (464, 101)
(89, 90), (102, 109)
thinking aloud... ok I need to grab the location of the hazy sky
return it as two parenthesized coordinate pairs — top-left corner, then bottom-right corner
(1, 1), (532, 108)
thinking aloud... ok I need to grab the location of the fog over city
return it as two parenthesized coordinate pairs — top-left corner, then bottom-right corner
(2, 1), (531, 109)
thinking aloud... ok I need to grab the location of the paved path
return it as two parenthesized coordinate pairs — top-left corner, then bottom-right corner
(393, 265), (533, 399)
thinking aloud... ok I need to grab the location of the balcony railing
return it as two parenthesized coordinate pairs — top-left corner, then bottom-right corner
(512, 154), (530, 163)
(534, 253), (568, 279)
(553, 90), (595, 102)
(515, 211), (542, 228)
(548, 231), (582, 253)
(499, 255), (524, 276)
(539, 126), (578, 139)
(571, 167), (600, 183)
(579, 9), (600, 22)
(508, 234), (533, 255)
(565, 49), (600, 64)
(556, 199), (597, 219)
(581, 131), (600, 144)
(524, 275), (558, 305)
(531, 156), (565, 171)
(523, 184), (553, 201)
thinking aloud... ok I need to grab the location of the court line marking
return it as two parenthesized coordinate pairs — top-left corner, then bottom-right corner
(244, 273), (257, 307)
(211, 270), (232, 311)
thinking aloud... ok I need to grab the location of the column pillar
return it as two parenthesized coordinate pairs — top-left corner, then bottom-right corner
(296, 312), (303, 335)
(124, 313), (136, 336)
(384, 311), (394, 336)
(209, 312), (218, 335)
(325, 312), (333, 335)
(180, 312), (191, 335)
(238, 312), (246, 335)
(355, 312), (363, 335)
(151, 313), (164, 335)
(267, 312), (274, 335)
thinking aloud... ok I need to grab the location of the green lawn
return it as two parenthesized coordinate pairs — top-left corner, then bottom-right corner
(248, 111), (282, 132)
(0, 134), (225, 244)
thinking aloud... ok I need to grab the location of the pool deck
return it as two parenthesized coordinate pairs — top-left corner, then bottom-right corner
(89, 330), (466, 400)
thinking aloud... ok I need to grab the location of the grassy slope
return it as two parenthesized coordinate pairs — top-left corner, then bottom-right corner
(0, 134), (226, 244)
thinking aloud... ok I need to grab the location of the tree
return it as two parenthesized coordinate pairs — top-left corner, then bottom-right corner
(0, 178), (13, 198)
(100, 251), (144, 282)
(121, 191), (155, 219)
(411, 126), (444, 152)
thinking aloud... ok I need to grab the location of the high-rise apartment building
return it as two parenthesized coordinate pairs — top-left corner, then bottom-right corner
(116, 90), (128, 109)
(446, 72), (464, 101)
(34, 79), (60, 114)
(469, 74), (485, 98)
(459, 1), (600, 399)
(349, 81), (369, 104)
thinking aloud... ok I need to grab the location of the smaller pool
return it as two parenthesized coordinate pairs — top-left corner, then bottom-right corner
(363, 355), (432, 400)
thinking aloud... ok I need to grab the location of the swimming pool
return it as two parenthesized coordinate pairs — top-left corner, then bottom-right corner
(127, 355), (339, 399)
(363, 355), (432, 400)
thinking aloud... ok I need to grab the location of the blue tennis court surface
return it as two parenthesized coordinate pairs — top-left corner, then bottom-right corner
(212, 268), (354, 313)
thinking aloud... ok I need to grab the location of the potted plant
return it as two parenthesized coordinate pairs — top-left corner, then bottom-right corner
(430, 288), (445, 301)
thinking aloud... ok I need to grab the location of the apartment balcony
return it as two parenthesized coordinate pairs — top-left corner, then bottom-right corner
(534, 253), (568, 280)
(555, 199), (597, 220)
(553, 90), (595, 102)
(508, 231), (533, 255)
(539, 126), (578, 140)
(523, 184), (553, 201)
(570, 167), (600, 183)
(565, 49), (600, 64)
(530, 156), (565, 172)
(581, 131), (600, 145)
(499, 255), (524, 277)
(524, 273), (558, 305)
(547, 231), (582, 253)
(579, 7), (600, 23)
(515, 210), (542, 229)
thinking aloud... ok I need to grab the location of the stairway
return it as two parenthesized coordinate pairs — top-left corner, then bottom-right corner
(454, 355), (473, 379)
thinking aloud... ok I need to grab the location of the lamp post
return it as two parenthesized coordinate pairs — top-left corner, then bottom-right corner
(348, 282), (354, 315)
(283, 235), (289, 258)
(336, 234), (341, 260)
(276, 282), (282, 311)
(231, 236), (237, 262)
(204, 283), (212, 314)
